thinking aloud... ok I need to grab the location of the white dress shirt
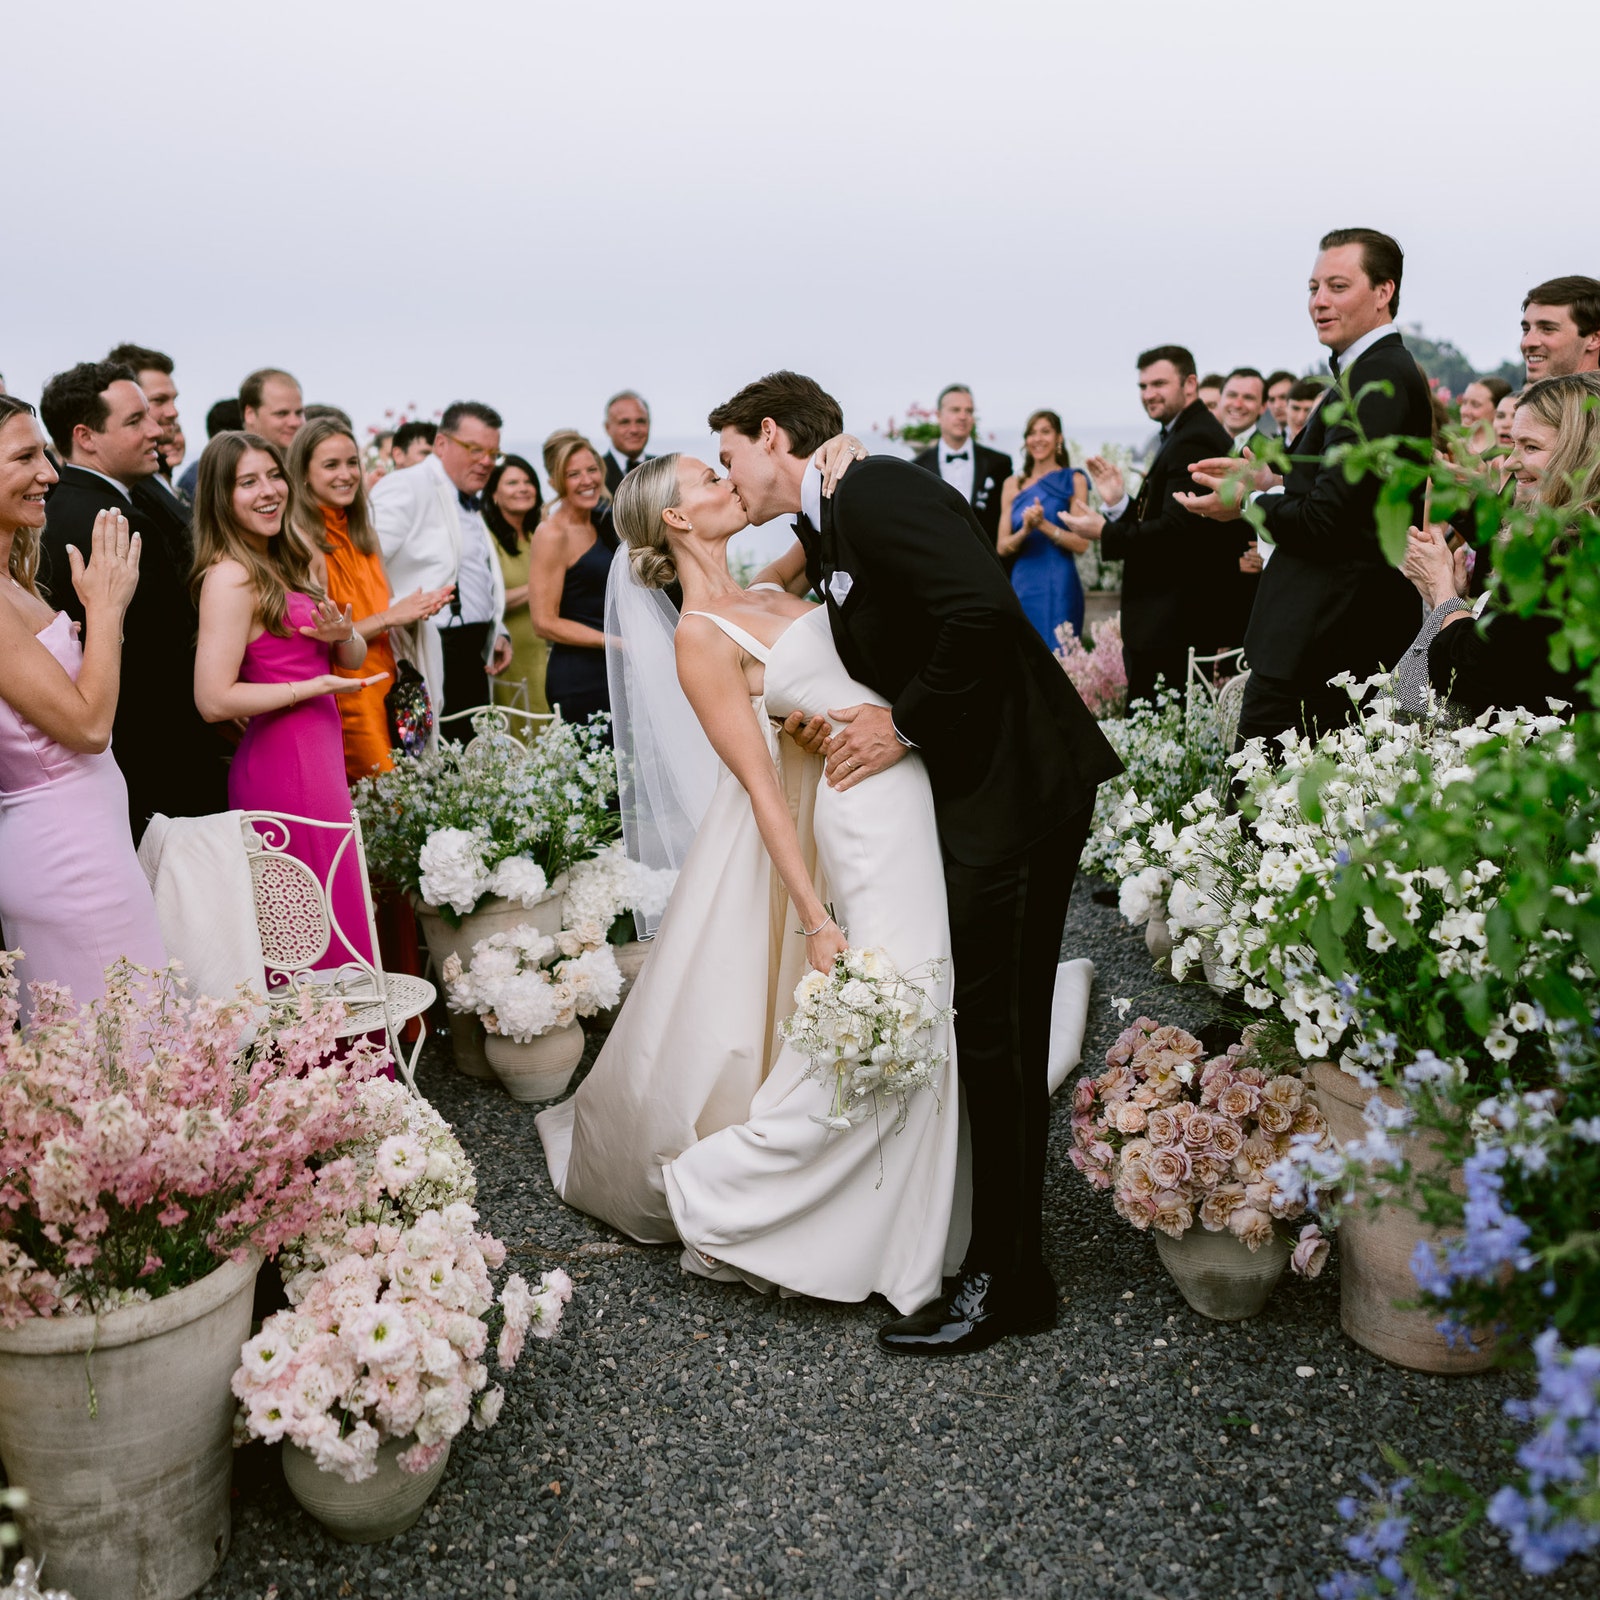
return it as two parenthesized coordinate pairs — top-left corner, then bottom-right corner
(936, 436), (976, 504)
(71, 464), (133, 502)
(451, 492), (499, 627)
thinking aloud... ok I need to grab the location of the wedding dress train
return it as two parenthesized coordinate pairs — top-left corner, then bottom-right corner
(536, 605), (967, 1315)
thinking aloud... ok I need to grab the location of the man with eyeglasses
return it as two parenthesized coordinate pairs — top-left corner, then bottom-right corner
(371, 400), (510, 737)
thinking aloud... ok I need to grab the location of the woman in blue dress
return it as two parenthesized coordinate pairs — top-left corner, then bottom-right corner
(997, 409), (1090, 646)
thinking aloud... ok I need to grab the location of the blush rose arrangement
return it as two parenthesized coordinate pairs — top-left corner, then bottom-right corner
(1070, 1016), (1333, 1274)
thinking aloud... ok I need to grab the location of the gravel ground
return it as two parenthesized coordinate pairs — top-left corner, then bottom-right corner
(202, 881), (1599, 1600)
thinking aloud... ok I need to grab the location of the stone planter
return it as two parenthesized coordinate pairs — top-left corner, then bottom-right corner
(0, 1253), (261, 1600)
(282, 1434), (449, 1543)
(415, 877), (568, 1080)
(1154, 1225), (1290, 1321)
(484, 1020), (585, 1103)
(1144, 906), (1173, 965)
(1311, 1061), (1495, 1373)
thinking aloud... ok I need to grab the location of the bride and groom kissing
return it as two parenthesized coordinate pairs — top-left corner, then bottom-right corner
(535, 371), (1122, 1355)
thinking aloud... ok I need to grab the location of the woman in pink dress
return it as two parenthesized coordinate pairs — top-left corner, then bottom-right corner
(192, 431), (389, 973)
(0, 395), (165, 1019)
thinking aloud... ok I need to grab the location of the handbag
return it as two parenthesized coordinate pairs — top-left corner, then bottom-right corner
(384, 658), (434, 756)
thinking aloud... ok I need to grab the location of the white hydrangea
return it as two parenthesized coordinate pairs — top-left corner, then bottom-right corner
(418, 828), (491, 916)
(563, 844), (678, 933)
(560, 945), (624, 1016)
(486, 855), (550, 908)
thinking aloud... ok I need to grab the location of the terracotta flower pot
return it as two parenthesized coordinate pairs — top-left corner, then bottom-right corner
(282, 1434), (449, 1543)
(1154, 1225), (1290, 1321)
(484, 1020), (585, 1103)
(0, 1253), (261, 1600)
(1311, 1061), (1495, 1374)
(415, 877), (568, 1080)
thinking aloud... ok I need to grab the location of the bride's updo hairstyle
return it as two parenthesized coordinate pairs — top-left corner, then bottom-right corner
(612, 453), (683, 591)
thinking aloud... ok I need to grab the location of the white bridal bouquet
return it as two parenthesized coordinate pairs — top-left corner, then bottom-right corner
(781, 947), (951, 1131)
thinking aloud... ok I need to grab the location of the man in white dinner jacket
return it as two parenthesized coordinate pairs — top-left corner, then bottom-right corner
(370, 399), (510, 737)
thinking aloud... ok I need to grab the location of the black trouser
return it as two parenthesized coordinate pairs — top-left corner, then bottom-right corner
(943, 800), (1096, 1282)
(438, 622), (492, 741)
(1233, 668), (1357, 752)
(1123, 645), (1188, 710)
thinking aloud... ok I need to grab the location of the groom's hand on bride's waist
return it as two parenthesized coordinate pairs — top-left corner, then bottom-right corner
(774, 710), (831, 756)
(824, 704), (907, 791)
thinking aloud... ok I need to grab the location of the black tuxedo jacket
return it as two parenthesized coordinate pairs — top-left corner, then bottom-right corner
(40, 465), (229, 838)
(1246, 331), (1429, 685)
(911, 441), (1012, 547)
(801, 458), (1122, 867)
(603, 450), (654, 496)
(1098, 400), (1239, 654)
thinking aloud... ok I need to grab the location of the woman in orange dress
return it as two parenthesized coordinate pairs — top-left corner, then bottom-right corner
(289, 417), (453, 782)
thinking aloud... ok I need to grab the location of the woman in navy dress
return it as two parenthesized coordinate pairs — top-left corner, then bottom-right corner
(997, 409), (1090, 646)
(530, 433), (614, 729)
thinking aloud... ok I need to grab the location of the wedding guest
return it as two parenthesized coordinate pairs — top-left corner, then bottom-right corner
(1219, 368), (1272, 454)
(38, 360), (228, 837)
(0, 396), (165, 1019)
(995, 410), (1089, 645)
(391, 420), (436, 469)
(1264, 370), (1296, 436)
(1459, 376), (1512, 457)
(1520, 276), (1600, 381)
(162, 423), (187, 481)
(910, 384), (1011, 547)
(192, 431), (386, 967)
(370, 400), (510, 731)
(1059, 345), (1235, 705)
(1181, 227), (1432, 745)
(485, 454), (549, 714)
(600, 391), (653, 494)
(288, 416), (453, 782)
(107, 343), (186, 504)
(1198, 373), (1225, 416)
(1402, 372), (1600, 716)
(1494, 389), (1519, 450)
(239, 367), (306, 451)
(531, 433), (611, 728)
(176, 397), (241, 502)
(1285, 377), (1327, 445)
(304, 403), (354, 432)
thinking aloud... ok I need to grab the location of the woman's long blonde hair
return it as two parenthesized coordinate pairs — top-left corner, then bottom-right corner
(0, 397), (45, 597)
(1517, 373), (1600, 515)
(287, 415), (378, 555)
(190, 431), (324, 635)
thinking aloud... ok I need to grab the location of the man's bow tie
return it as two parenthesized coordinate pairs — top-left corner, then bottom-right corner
(458, 490), (483, 513)
(796, 511), (818, 544)
(945, 450), (969, 463)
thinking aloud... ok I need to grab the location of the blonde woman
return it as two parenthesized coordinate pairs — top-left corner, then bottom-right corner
(530, 432), (612, 727)
(192, 431), (388, 967)
(0, 395), (163, 1017)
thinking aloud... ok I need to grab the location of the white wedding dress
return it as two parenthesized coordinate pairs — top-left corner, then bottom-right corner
(536, 602), (968, 1315)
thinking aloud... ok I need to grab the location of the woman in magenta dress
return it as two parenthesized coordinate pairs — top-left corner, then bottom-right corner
(0, 396), (165, 1019)
(192, 431), (390, 973)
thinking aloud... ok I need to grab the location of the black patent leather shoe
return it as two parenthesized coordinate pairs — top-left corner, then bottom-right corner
(875, 1268), (1058, 1357)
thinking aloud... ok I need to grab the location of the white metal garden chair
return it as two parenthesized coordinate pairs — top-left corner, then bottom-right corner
(237, 809), (436, 1095)
(489, 676), (531, 711)
(435, 703), (555, 755)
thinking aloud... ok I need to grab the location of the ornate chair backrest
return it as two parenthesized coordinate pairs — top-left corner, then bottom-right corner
(1215, 670), (1252, 752)
(435, 703), (556, 757)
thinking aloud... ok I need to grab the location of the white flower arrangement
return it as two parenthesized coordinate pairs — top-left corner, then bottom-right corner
(562, 843), (678, 941)
(781, 947), (951, 1132)
(444, 924), (623, 1044)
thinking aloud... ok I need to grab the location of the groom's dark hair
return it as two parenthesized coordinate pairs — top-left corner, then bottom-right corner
(707, 372), (843, 458)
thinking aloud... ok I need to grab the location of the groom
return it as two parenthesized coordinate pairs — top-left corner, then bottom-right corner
(710, 373), (1122, 1354)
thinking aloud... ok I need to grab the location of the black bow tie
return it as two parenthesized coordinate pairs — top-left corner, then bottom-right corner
(796, 510), (818, 547)
(458, 490), (482, 513)
(1329, 353), (1342, 377)
(945, 450), (969, 463)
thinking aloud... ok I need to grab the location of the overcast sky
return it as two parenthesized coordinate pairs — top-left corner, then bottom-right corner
(5, 0), (1590, 453)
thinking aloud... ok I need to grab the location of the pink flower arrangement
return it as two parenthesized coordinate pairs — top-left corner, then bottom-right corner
(1056, 612), (1127, 719)
(0, 957), (388, 1327)
(1070, 1017), (1332, 1274)
(233, 1201), (572, 1481)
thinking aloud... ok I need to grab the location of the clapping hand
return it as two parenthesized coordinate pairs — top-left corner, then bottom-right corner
(69, 507), (141, 616)
(813, 434), (869, 498)
(1084, 454), (1125, 508)
(300, 597), (357, 643)
(315, 671), (391, 697)
(1401, 523), (1468, 609)
(388, 585), (455, 626)
(1175, 452), (1282, 520)
(1020, 501), (1046, 532)
(1056, 506), (1105, 542)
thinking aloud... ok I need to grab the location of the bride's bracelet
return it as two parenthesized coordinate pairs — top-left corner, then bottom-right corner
(800, 914), (835, 938)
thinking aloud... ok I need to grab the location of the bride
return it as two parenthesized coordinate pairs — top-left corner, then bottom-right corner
(535, 452), (969, 1314)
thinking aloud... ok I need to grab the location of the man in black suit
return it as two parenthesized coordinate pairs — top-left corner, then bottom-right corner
(1179, 228), (1430, 744)
(1058, 346), (1236, 704)
(711, 372), (1123, 1356)
(910, 384), (1012, 548)
(106, 344), (196, 563)
(39, 361), (229, 839)
(601, 390), (654, 494)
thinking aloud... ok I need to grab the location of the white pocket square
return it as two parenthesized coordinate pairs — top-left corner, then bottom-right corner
(828, 571), (854, 602)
